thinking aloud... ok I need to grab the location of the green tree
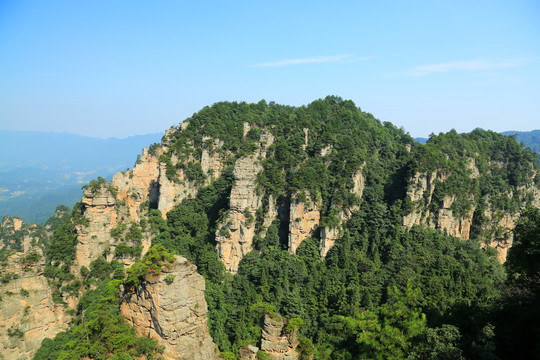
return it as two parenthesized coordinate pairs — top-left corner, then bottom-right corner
(342, 282), (426, 359)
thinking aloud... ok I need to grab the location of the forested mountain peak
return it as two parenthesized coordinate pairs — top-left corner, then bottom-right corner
(1, 97), (539, 359)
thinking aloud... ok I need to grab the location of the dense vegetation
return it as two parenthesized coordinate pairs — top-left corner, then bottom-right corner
(9, 97), (537, 359)
(34, 259), (163, 360)
(148, 182), (506, 359)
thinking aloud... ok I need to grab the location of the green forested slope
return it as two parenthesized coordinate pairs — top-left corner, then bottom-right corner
(27, 97), (540, 359)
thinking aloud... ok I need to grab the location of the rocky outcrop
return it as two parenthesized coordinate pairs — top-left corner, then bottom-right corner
(0, 253), (70, 360)
(260, 314), (299, 360)
(12, 217), (23, 232)
(0, 217), (44, 254)
(402, 170), (474, 238)
(216, 153), (263, 273)
(112, 146), (161, 222)
(216, 131), (274, 273)
(288, 193), (320, 255)
(75, 132), (213, 270)
(156, 161), (198, 216)
(403, 171), (449, 229)
(120, 255), (219, 360)
(403, 166), (540, 262)
(320, 226), (340, 258)
(201, 136), (225, 180)
(320, 169), (365, 257)
(75, 185), (119, 269)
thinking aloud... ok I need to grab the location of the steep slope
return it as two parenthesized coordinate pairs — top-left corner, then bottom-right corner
(121, 255), (219, 360)
(2, 96), (538, 359)
(42, 97), (538, 279)
(0, 209), (71, 360)
(403, 130), (539, 261)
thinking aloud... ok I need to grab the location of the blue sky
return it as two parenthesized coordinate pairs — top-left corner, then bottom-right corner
(0, 0), (538, 138)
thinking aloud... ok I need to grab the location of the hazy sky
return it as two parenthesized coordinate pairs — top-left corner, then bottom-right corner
(1, 0), (539, 138)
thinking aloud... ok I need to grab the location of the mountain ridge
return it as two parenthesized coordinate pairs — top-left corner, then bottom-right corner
(1, 96), (539, 359)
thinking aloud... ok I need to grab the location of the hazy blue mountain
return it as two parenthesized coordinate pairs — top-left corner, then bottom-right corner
(0, 130), (163, 223)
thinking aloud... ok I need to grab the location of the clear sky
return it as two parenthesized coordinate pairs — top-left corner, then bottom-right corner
(0, 0), (538, 138)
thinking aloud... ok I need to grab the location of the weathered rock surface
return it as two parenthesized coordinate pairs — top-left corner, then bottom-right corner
(403, 171), (448, 229)
(216, 153), (263, 273)
(0, 253), (70, 360)
(75, 185), (119, 270)
(260, 314), (299, 360)
(240, 345), (260, 360)
(216, 131), (274, 273)
(0, 217), (43, 253)
(75, 137), (205, 270)
(112, 146), (161, 222)
(320, 169), (365, 257)
(120, 255), (219, 360)
(403, 166), (540, 262)
(288, 193), (320, 255)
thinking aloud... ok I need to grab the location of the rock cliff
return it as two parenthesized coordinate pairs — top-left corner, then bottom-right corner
(75, 126), (231, 271)
(120, 255), (219, 360)
(320, 169), (365, 257)
(75, 185), (120, 269)
(403, 165), (540, 262)
(215, 153), (263, 273)
(0, 217), (43, 253)
(215, 130), (274, 273)
(259, 314), (299, 360)
(288, 194), (321, 255)
(0, 252), (70, 360)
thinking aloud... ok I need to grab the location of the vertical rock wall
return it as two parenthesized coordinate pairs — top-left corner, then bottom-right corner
(260, 314), (299, 360)
(320, 168), (365, 257)
(288, 193), (321, 255)
(75, 185), (119, 270)
(0, 253), (70, 360)
(215, 131), (274, 273)
(120, 256), (219, 360)
(402, 165), (540, 262)
(216, 153), (263, 273)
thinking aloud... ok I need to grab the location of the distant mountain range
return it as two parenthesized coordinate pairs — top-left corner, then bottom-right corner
(0, 130), (163, 223)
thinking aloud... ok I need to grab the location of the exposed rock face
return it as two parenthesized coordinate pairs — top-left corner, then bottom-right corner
(260, 314), (299, 360)
(112, 146), (161, 222)
(12, 217), (23, 232)
(215, 131), (274, 273)
(320, 226), (340, 258)
(240, 345), (259, 360)
(75, 185), (119, 270)
(201, 136), (225, 180)
(320, 169), (365, 257)
(216, 153), (263, 273)
(0, 253), (70, 360)
(288, 193), (320, 255)
(75, 137), (208, 270)
(435, 195), (475, 240)
(320, 144), (333, 157)
(0, 217), (38, 253)
(403, 171), (446, 229)
(403, 166), (540, 262)
(120, 256), (219, 360)
(302, 128), (309, 150)
(402, 171), (474, 238)
(156, 163), (197, 216)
